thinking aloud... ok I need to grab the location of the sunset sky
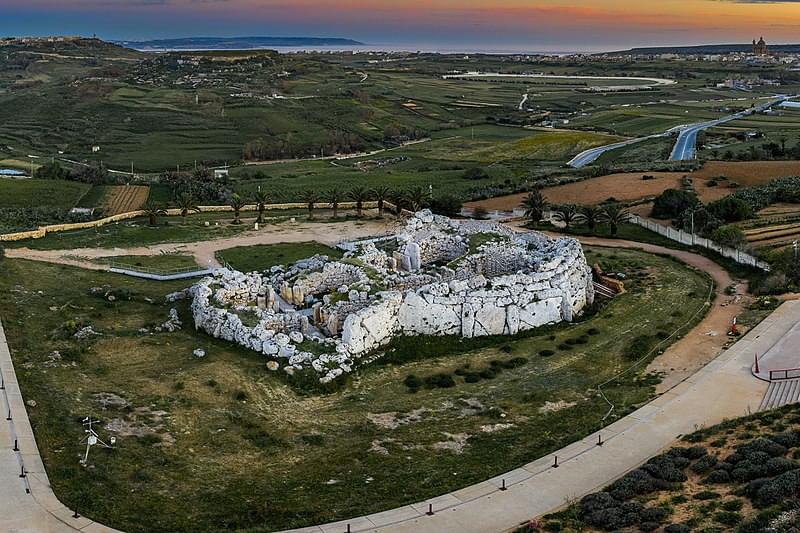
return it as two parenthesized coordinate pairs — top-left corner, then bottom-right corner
(3, 0), (800, 51)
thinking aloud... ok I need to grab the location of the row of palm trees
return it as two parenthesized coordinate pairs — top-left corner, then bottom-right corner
(141, 185), (435, 226)
(520, 189), (631, 235)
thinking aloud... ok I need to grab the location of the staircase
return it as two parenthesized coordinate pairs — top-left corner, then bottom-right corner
(759, 379), (800, 411)
(592, 282), (617, 300)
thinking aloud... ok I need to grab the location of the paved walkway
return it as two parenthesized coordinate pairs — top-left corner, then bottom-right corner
(282, 301), (800, 533)
(0, 320), (120, 533)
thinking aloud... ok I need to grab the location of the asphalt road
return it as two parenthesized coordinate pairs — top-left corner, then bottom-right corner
(570, 95), (789, 168)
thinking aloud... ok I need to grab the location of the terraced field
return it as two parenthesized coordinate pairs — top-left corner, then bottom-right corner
(102, 185), (150, 215)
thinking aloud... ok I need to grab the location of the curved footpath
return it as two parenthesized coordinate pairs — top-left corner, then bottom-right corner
(1, 235), (796, 533)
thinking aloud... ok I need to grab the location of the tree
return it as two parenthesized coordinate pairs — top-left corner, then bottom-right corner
(551, 204), (584, 230)
(228, 193), (246, 225)
(34, 161), (68, 180)
(371, 186), (392, 217)
(142, 201), (166, 227)
(252, 189), (271, 224)
(580, 205), (603, 231)
(301, 189), (319, 219)
(601, 203), (631, 236)
(707, 196), (753, 223)
(463, 167), (489, 180)
(391, 190), (408, 215)
(521, 189), (549, 222)
(405, 186), (431, 212)
(348, 186), (371, 218)
(651, 189), (699, 220)
(325, 188), (344, 219)
(711, 225), (748, 249)
(429, 194), (463, 217)
(175, 192), (199, 224)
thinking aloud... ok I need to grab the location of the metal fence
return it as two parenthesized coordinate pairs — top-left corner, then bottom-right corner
(628, 215), (771, 272)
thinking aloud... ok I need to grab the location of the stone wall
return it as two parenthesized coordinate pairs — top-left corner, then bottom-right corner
(190, 211), (595, 384)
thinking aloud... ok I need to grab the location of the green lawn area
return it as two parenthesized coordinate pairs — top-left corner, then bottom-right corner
(95, 254), (200, 273)
(0, 178), (90, 209)
(0, 246), (712, 532)
(4, 213), (256, 250)
(216, 242), (342, 273)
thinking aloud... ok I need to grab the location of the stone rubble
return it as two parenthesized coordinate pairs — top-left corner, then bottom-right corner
(189, 211), (594, 384)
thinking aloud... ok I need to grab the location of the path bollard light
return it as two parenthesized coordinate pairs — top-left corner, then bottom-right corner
(553, 456), (559, 468)
(345, 524), (351, 533)
(500, 479), (507, 491)
(6, 408), (11, 421)
(19, 465), (25, 478)
(426, 503), (434, 516)
(1, 374), (4, 389)
(13, 438), (18, 451)
(597, 434), (604, 446)
(73, 509), (80, 519)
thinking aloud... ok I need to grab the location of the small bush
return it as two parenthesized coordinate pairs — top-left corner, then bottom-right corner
(721, 499), (743, 512)
(234, 390), (248, 401)
(587, 328), (601, 335)
(539, 349), (555, 357)
(664, 525), (690, 533)
(704, 469), (732, 484)
(404, 374), (422, 392)
(714, 510), (741, 526)
(694, 490), (720, 500)
(557, 343), (573, 351)
(424, 373), (456, 389)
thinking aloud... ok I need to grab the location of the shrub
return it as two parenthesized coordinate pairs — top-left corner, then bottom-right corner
(721, 499), (743, 512)
(479, 368), (498, 380)
(424, 373), (456, 389)
(623, 335), (655, 361)
(691, 454), (718, 474)
(664, 525), (690, 533)
(463, 167), (490, 180)
(404, 374), (422, 391)
(714, 510), (741, 526)
(703, 469), (731, 484)
(234, 390), (248, 401)
(753, 469), (800, 506)
(587, 328), (600, 335)
(694, 490), (720, 500)
(557, 343), (572, 351)
(651, 189), (698, 219)
(539, 349), (555, 357)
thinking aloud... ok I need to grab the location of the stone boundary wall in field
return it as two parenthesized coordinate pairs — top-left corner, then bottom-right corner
(0, 201), (384, 242)
(629, 215), (771, 271)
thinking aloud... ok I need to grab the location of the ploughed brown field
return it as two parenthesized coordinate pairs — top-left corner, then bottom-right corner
(465, 161), (800, 211)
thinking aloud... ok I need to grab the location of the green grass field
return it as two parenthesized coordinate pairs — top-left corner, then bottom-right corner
(0, 178), (90, 209)
(216, 242), (342, 272)
(0, 246), (712, 532)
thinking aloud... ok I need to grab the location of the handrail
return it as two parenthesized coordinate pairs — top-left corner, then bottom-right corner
(769, 368), (800, 381)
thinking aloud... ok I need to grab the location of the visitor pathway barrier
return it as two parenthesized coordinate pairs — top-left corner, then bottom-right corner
(628, 215), (770, 271)
(770, 368), (800, 381)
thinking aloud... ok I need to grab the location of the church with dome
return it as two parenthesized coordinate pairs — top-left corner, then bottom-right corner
(753, 37), (769, 56)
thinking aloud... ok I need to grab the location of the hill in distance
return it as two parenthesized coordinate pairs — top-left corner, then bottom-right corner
(116, 36), (365, 51)
(606, 43), (800, 55)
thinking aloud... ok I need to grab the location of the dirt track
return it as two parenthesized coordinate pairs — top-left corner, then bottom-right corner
(567, 235), (748, 393)
(5, 219), (399, 271)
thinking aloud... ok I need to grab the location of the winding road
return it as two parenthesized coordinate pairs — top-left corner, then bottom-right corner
(569, 95), (789, 168)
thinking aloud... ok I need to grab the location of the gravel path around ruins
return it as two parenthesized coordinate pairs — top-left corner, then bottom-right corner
(558, 235), (748, 393)
(5, 219), (399, 271)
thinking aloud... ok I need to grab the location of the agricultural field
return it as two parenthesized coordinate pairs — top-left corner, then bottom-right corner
(102, 185), (151, 215)
(740, 204), (800, 250)
(0, 245), (712, 532)
(0, 178), (90, 209)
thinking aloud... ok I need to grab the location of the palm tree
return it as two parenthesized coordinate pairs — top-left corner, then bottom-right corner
(252, 189), (271, 224)
(405, 186), (431, 212)
(391, 190), (407, 215)
(348, 186), (371, 218)
(142, 201), (166, 227)
(371, 185), (392, 217)
(228, 193), (246, 225)
(580, 205), (603, 231)
(601, 203), (631, 236)
(301, 189), (319, 220)
(521, 189), (549, 222)
(551, 204), (584, 230)
(325, 188), (345, 219)
(175, 192), (199, 224)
